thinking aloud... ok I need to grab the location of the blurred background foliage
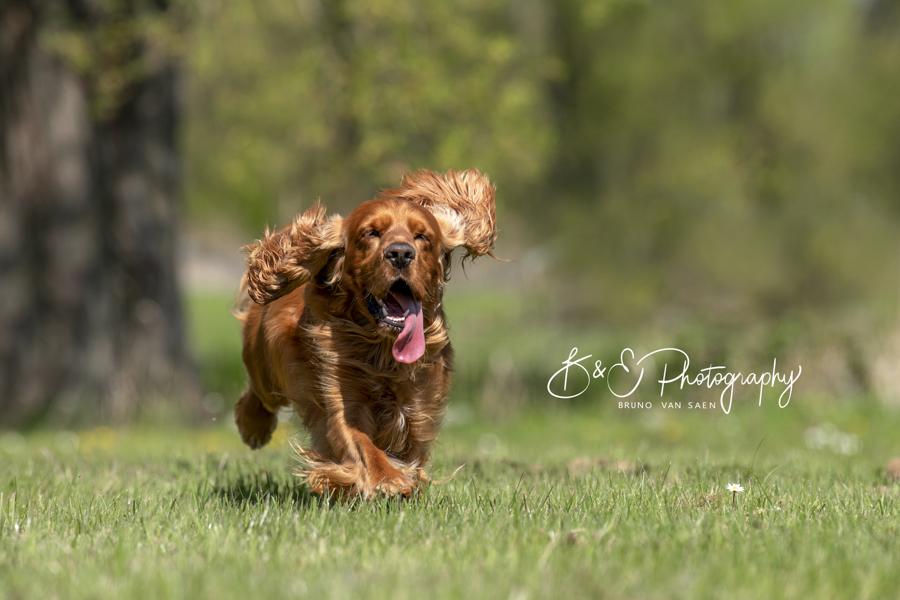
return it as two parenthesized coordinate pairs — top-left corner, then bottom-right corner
(179, 0), (900, 413)
(184, 0), (556, 226)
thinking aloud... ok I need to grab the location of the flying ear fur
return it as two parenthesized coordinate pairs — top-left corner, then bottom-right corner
(244, 200), (344, 305)
(379, 169), (498, 259)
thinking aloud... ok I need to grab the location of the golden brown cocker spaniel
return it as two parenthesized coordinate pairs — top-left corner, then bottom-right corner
(234, 169), (497, 498)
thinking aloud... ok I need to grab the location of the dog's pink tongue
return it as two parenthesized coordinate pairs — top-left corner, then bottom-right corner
(391, 291), (425, 364)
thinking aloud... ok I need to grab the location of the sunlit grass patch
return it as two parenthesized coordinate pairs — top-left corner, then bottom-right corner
(2, 404), (899, 600)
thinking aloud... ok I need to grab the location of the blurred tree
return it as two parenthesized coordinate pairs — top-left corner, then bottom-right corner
(0, 0), (200, 426)
(542, 0), (900, 329)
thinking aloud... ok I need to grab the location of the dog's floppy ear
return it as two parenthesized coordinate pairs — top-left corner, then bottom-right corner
(244, 200), (344, 305)
(380, 169), (498, 259)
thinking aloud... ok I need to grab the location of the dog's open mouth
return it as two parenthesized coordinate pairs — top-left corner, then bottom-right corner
(366, 280), (425, 364)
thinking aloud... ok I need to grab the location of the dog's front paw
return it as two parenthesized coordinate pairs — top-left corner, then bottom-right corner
(235, 390), (278, 449)
(373, 471), (417, 499)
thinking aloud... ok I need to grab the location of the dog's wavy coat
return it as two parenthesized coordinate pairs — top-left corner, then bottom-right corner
(234, 169), (497, 498)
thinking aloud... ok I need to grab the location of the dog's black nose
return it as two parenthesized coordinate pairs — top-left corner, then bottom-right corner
(384, 242), (416, 269)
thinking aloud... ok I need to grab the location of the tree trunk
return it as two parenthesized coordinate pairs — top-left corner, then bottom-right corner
(0, 0), (200, 427)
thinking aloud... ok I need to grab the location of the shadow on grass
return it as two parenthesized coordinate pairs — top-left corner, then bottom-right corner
(213, 472), (445, 511)
(213, 470), (321, 507)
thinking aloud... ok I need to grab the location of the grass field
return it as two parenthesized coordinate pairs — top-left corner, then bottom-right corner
(1, 399), (899, 600)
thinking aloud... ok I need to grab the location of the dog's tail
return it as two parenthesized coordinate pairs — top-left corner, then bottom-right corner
(231, 273), (254, 323)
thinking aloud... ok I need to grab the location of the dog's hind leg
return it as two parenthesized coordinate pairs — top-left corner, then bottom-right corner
(235, 389), (278, 449)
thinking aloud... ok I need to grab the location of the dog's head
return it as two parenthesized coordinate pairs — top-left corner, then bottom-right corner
(244, 169), (497, 364)
(342, 199), (444, 363)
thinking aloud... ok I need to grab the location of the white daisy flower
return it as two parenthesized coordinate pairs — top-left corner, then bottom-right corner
(726, 482), (744, 508)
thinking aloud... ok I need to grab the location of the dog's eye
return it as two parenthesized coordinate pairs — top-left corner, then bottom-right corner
(415, 233), (428, 243)
(364, 230), (381, 239)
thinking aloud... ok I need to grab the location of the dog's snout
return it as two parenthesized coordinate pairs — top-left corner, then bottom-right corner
(384, 242), (416, 269)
